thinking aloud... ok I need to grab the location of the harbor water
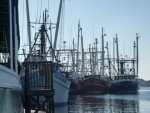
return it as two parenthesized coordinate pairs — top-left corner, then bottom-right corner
(54, 87), (150, 113)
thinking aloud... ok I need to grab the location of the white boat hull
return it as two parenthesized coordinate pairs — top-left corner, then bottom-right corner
(53, 72), (71, 105)
(0, 65), (22, 113)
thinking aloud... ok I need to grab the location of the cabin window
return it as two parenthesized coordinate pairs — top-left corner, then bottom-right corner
(124, 76), (127, 79)
(129, 76), (132, 79)
(115, 77), (119, 80)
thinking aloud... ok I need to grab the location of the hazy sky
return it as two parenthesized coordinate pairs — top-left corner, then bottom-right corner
(19, 0), (150, 80)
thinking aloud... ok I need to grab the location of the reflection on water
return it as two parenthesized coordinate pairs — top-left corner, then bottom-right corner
(55, 87), (150, 113)
(111, 99), (139, 113)
(67, 95), (139, 113)
(55, 105), (68, 113)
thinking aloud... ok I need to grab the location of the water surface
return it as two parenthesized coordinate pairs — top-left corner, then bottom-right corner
(55, 87), (150, 113)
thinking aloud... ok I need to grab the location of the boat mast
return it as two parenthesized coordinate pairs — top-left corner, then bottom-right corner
(133, 41), (136, 74)
(26, 0), (32, 53)
(40, 11), (47, 60)
(116, 34), (119, 74)
(14, 6), (18, 73)
(101, 27), (106, 76)
(136, 33), (139, 75)
(92, 47), (94, 74)
(53, 0), (63, 61)
(95, 38), (98, 74)
(81, 28), (85, 76)
(9, 0), (13, 70)
(113, 37), (115, 70)
(76, 20), (80, 76)
(72, 38), (75, 76)
(106, 42), (111, 78)
(89, 44), (92, 74)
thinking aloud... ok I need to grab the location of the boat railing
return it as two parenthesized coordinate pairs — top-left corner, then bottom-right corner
(24, 61), (53, 90)
(0, 63), (9, 68)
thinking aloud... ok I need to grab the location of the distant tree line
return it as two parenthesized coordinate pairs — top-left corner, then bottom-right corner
(138, 78), (150, 87)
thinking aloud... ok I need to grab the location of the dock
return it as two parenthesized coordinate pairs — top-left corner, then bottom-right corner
(22, 61), (55, 113)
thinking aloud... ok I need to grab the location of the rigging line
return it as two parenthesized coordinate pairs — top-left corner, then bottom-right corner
(46, 0), (50, 27)
(68, 26), (70, 49)
(58, 22), (61, 49)
(35, 0), (39, 33)
(71, 26), (72, 49)
(69, 27), (71, 49)
(59, 1), (65, 50)
(39, 0), (43, 23)
(62, 0), (65, 45)
(20, 0), (25, 61)
(123, 40), (125, 59)
(60, 8), (64, 49)
(3, 27), (8, 54)
(48, 0), (49, 13)
(22, 0), (25, 49)
(92, 27), (94, 47)
(70, 26), (72, 49)
(49, 20), (53, 46)
(58, 0), (65, 50)
(58, 21), (62, 50)
(36, 0), (39, 20)
(63, 0), (65, 48)
(109, 41), (111, 59)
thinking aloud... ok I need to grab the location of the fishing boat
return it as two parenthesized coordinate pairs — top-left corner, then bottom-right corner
(109, 35), (139, 94)
(0, 0), (22, 112)
(109, 73), (138, 94)
(55, 38), (80, 94)
(51, 63), (71, 105)
(79, 28), (108, 94)
(79, 75), (108, 94)
(20, 0), (71, 105)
